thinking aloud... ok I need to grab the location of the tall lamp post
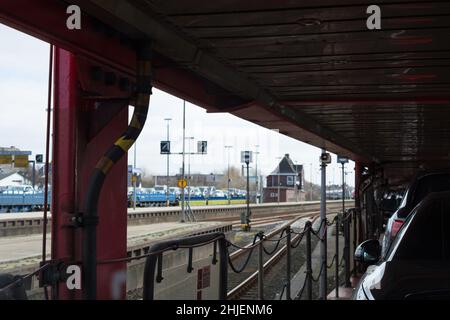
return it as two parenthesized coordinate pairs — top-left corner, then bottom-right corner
(164, 118), (172, 206)
(337, 155), (349, 214)
(254, 145), (260, 204)
(309, 163), (313, 201)
(181, 100), (186, 222)
(133, 141), (137, 210)
(276, 156), (282, 204)
(225, 145), (233, 204)
(319, 149), (331, 300)
(186, 136), (194, 204)
(241, 151), (253, 231)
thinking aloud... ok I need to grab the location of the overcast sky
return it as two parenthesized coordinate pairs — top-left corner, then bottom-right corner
(0, 23), (355, 187)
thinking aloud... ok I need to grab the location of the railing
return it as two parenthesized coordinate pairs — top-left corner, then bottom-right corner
(0, 206), (361, 300)
(226, 207), (361, 300)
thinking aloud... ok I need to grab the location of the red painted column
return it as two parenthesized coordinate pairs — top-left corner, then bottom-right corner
(77, 101), (128, 300)
(51, 48), (79, 300)
(52, 48), (128, 299)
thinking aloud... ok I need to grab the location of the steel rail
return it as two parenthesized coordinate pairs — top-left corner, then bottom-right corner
(227, 212), (342, 300)
(227, 214), (321, 299)
(229, 211), (320, 262)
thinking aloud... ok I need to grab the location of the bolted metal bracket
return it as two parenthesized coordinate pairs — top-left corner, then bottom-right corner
(38, 260), (71, 288)
(69, 212), (99, 228)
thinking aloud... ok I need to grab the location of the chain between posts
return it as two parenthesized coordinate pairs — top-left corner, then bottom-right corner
(0, 209), (359, 300)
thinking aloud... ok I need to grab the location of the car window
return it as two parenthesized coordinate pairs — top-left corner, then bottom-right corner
(412, 174), (450, 207)
(391, 198), (450, 260)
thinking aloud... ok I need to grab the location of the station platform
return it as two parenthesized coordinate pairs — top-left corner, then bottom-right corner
(327, 276), (360, 300)
(0, 221), (232, 266)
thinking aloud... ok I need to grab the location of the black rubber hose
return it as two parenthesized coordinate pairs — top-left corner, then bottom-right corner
(82, 42), (153, 300)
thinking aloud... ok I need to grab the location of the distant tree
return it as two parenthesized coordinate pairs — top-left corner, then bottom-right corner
(217, 166), (255, 190)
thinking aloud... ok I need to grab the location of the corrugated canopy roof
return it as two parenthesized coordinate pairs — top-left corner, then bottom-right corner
(72, 0), (450, 185)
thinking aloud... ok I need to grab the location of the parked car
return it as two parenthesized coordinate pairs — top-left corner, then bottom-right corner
(1, 185), (35, 194)
(169, 187), (181, 197)
(378, 189), (404, 223)
(354, 191), (450, 300)
(382, 170), (450, 257)
(212, 190), (226, 198)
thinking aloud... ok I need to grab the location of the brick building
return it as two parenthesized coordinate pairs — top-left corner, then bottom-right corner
(263, 154), (305, 203)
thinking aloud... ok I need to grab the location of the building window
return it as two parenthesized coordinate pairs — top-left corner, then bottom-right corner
(287, 176), (294, 186)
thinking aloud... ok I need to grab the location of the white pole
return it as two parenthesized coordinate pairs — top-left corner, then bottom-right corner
(165, 118), (172, 207)
(181, 101), (186, 222)
(133, 141), (137, 210)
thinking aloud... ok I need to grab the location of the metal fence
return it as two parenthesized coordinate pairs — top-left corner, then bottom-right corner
(0, 208), (361, 300)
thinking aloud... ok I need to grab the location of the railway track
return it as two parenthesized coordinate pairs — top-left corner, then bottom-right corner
(226, 212), (329, 300)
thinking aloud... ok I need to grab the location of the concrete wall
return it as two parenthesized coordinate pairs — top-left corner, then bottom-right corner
(0, 201), (354, 237)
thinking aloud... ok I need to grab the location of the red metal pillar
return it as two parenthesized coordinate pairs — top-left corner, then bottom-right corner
(52, 48), (78, 300)
(52, 48), (128, 299)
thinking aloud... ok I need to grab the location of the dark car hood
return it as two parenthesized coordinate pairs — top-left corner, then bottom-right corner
(362, 261), (450, 300)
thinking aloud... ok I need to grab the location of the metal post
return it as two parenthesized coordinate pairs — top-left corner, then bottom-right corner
(225, 146), (232, 205)
(335, 215), (339, 298)
(30, 160), (36, 190)
(255, 145), (259, 204)
(305, 220), (312, 300)
(277, 157), (281, 204)
(352, 210), (357, 277)
(342, 163), (345, 214)
(258, 239), (264, 300)
(246, 161), (250, 227)
(181, 100), (186, 222)
(319, 149), (327, 300)
(344, 211), (351, 287)
(310, 163), (313, 201)
(286, 226), (291, 300)
(165, 118), (171, 207)
(187, 137), (194, 205)
(133, 142), (137, 210)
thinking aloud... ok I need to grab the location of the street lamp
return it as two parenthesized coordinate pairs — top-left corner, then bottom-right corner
(164, 118), (172, 206)
(225, 145), (233, 204)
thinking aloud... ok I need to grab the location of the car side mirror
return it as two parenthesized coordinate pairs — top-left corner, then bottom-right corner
(355, 239), (381, 265)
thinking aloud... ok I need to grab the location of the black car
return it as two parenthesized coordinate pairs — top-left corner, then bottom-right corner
(382, 170), (450, 257)
(353, 191), (450, 300)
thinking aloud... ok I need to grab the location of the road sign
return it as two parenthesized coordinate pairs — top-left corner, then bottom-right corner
(241, 151), (253, 163)
(14, 155), (29, 168)
(0, 155), (12, 165)
(160, 141), (170, 154)
(36, 154), (43, 163)
(177, 179), (187, 188)
(337, 155), (349, 164)
(198, 141), (207, 154)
